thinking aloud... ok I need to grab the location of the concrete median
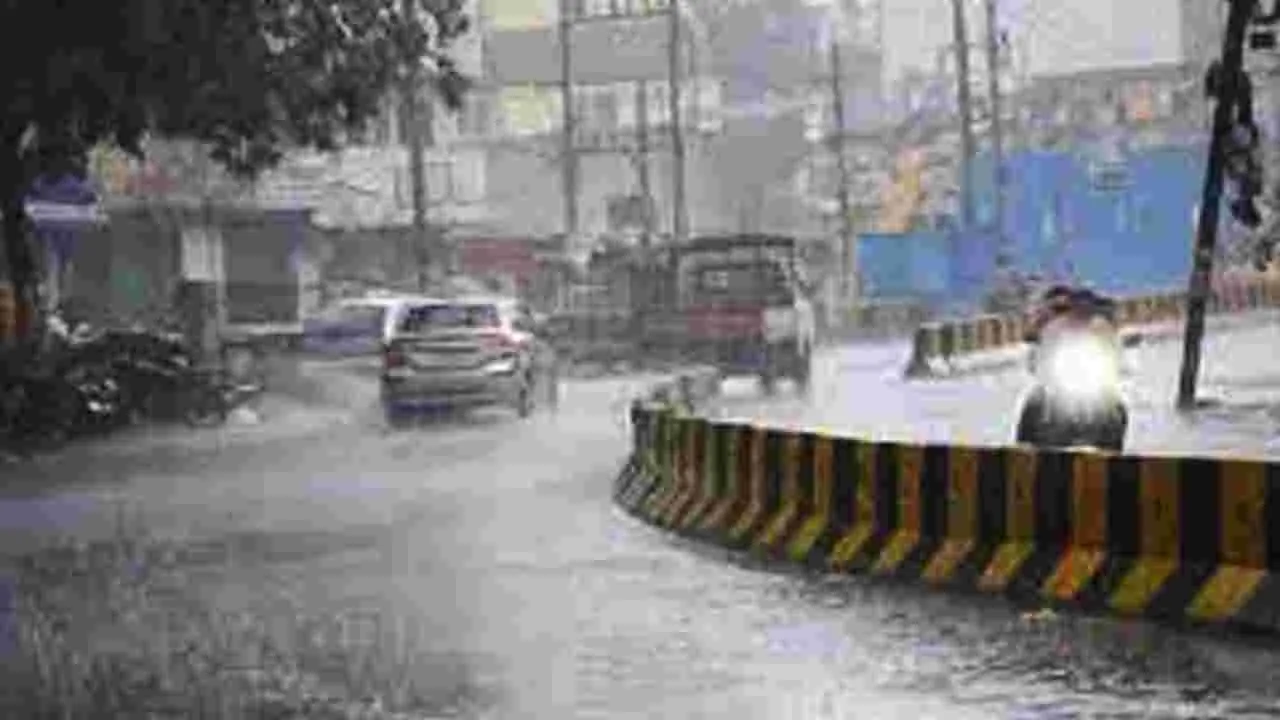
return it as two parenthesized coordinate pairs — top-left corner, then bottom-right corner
(613, 366), (724, 513)
(615, 408), (1280, 637)
(903, 273), (1280, 379)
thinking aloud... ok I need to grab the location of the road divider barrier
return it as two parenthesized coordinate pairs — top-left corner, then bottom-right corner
(614, 405), (1280, 637)
(614, 366), (723, 509)
(903, 273), (1280, 379)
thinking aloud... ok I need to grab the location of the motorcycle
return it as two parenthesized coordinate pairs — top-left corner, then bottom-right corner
(98, 328), (256, 428)
(1015, 326), (1130, 453)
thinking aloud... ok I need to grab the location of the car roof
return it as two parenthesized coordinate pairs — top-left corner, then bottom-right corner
(448, 295), (518, 308)
(339, 294), (452, 308)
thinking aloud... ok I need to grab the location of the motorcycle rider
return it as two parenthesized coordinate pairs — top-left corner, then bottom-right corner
(1015, 284), (1127, 451)
(1024, 285), (1120, 374)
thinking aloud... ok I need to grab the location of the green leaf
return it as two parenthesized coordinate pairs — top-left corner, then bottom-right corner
(0, 0), (472, 181)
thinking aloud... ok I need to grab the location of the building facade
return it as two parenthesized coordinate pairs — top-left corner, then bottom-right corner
(474, 0), (885, 246)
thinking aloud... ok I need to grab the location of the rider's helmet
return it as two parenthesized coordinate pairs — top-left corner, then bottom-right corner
(1025, 284), (1076, 342)
(1066, 287), (1117, 323)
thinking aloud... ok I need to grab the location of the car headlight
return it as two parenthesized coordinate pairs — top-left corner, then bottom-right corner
(483, 357), (519, 375)
(1045, 336), (1120, 399)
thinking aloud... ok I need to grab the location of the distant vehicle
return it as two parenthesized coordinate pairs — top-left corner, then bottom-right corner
(646, 235), (817, 395)
(301, 295), (424, 358)
(379, 296), (559, 426)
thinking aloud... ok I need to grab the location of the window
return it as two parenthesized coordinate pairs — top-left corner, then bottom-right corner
(427, 160), (453, 203)
(649, 82), (670, 127)
(401, 303), (500, 333)
(578, 0), (615, 19)
(450, 156), (485, 203)
(462, 94), (493, 138)
(498, 85), (561, 137)
(575, 0), (664, 19)
(487, 0), (555, 29)
(573, 84), (620, 136)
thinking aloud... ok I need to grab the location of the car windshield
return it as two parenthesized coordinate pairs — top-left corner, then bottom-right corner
(400, 303), (501, 333)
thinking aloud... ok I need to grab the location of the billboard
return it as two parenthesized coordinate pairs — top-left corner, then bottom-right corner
(855, 231), (950, 301)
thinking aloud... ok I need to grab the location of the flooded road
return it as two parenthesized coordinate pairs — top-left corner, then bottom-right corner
(3, 322), (1280, 718)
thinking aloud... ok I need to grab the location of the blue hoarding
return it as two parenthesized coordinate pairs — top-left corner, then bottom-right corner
(857, 142), (1213, 310)
(856, 231), (950, 302)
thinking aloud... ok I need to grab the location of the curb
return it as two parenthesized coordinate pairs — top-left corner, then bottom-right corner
(614, 411), (1280, 639)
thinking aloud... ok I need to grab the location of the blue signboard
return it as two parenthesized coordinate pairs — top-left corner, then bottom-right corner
(24, 173), (105, 262)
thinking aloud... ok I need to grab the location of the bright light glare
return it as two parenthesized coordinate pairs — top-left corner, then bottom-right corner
(1045, 336), (1119, 400)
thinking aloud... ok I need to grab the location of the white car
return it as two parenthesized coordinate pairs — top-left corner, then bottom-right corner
(379, 296), (559, 425)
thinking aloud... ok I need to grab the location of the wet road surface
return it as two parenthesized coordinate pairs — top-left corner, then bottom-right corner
(3, 327), (1280, 717)
(715, 311), (1280, 460)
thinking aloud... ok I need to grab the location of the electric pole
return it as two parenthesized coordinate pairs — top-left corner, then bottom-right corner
(984, 0), (1006, 249)
(951, 0), (977, 231)
(668, 0), (689, 243)
(635, 80), (655, 246)
(400, 0), (432, 292)
(1176, 0), (1255, 411)
(559, 0), (580, 246)
(829, 30), (855, 302)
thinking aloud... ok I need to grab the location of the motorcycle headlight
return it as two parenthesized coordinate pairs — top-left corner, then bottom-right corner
(483, 357), (519, 375)
(1045, 337), (1120, 399)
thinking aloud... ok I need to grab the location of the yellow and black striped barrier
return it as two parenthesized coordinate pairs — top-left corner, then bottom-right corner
(615, 408), (1280, 636)
(903, 273), (1280, 379)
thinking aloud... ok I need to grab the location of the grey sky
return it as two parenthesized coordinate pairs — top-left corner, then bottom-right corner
(882, 0), (1183, 86)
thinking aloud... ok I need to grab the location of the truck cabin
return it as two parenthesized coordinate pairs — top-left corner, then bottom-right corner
(675, 235), (803, 310)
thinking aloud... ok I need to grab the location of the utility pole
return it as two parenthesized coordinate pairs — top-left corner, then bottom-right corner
(559, 0), (580, 246)
(829, 30), (856, 302)
(984, 0), (1007, 249)
(1176, 0), (1255, 411)
(400, 0), (431, 291)
(951, 0), (977, 231)
(635, 80), (655, 246)
(668, 0), (689, 243)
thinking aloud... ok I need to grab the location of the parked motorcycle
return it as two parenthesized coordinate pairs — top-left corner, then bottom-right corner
(95, 328), (261, 428)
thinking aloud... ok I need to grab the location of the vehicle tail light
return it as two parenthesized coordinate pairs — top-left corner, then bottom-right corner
(384, 346), (407, 369)
(483, 332), (519, 352)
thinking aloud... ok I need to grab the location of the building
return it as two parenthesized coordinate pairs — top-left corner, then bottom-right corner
(1010, 62), (1206, 151)
(59, 1), (494, 333)
(474, 0), (885, 245)
(476, 0), (722, 246)
(1180, 0), (1225, 69)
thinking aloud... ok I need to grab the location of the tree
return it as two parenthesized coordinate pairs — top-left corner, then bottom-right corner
(0, 0), (472, 340)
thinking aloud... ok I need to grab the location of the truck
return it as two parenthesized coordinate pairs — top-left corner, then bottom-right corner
(636, 234), (816, 395)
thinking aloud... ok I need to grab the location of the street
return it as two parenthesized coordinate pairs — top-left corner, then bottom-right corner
(5, 320), (1280, 718)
